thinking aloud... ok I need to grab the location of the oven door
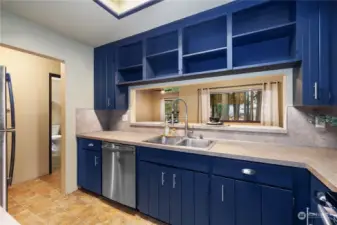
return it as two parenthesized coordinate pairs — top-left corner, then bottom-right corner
(313, 192), (337, 225)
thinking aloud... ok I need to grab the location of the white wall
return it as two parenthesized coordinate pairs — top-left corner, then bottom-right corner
(1, 11), (93, 193)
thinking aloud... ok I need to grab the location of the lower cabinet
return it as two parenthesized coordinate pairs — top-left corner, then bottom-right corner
(77, 148), (102, 195)
(137, 161), (209, 225)
(210, 176), (235, 225)
(210, 176), (293, 225)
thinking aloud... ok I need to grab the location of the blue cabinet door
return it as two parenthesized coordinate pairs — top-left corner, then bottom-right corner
(94, 44), (116, 109)
(330, 1), (337, 105)
(169, 168), (194, 225)
(169, 168), (182, 225)
(106, 44), (116, 109)
(235, 180), (261, 225)
(181, 170), (194, 225)
(137, 161), (149, 215)
(210, 175), (235, 225)
(148, 163), (159, 219)
(158, 166), (170, 224)
(84, 149), (102, 195)
(94, 46), (108, 110)
(296, 1), (331, 105)
(195, 172), (209, 225)
(261, 186), (293, 225)
(77, 148), (86, 188)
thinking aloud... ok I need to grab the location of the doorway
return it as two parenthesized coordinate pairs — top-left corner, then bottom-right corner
(49, 73), (61, 174)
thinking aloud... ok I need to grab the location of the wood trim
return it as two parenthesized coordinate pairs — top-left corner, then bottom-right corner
(49, 73), (61, 174)
(0, 44), (64, 63)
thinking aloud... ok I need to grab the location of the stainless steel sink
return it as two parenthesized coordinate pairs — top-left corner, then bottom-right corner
(144, 136), (215, 150)
(175, 138), (215, 149)
(144, 136), (183, 145)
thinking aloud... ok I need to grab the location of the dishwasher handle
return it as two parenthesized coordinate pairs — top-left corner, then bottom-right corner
(102, 147), (135, 153)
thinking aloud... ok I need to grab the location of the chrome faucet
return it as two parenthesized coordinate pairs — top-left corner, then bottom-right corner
(171, 98), (189, 138)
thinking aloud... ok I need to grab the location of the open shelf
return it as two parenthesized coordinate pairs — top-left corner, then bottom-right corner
(118, 41), (143, 68)
(147, 49), (178, 59)
(146, 50), (179, 79)
(183, 48), (227, 74)
(183, 47), (227, 59)
(118, 64), (143, 83)
(232, 1), (296, 36)
(146, 31), (178, 56)
(118, 64), (142, 71)
(183, 15), (227, 55)
(233, 22), (296, 46)
(233, 35), (295, 68)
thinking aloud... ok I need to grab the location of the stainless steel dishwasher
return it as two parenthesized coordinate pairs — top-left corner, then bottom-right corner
(102, 142), (136, 208)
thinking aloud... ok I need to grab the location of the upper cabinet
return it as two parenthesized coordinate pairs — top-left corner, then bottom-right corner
(94, 0), (337, 109)
(94, 44), (115, 110)
(146, 31), (180, 79)
(232, 1), (296, 68)
(183, 16), (228, 75)
(295, 1), (337, 106)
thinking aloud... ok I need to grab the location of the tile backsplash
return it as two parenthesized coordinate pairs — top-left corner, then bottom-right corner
(76, 107), (337, 149)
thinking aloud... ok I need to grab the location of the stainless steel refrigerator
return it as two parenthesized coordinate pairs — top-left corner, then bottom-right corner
(0, 66), (16, 210)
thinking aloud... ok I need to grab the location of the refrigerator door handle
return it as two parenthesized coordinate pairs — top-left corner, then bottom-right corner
(6, 74), (16, 187)
(6, 73), (15, 130)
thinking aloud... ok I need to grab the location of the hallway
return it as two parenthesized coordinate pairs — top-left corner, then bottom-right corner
(8, 171), (163, 225)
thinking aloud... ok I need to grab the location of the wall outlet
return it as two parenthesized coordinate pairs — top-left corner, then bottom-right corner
(122, 113), (128, 122)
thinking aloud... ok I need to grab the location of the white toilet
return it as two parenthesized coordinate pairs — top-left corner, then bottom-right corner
(51, 125), (61, 171)
(52, 125), (61, 142)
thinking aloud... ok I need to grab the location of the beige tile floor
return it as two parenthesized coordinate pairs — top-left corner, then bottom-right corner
(8, 171), (164, 225)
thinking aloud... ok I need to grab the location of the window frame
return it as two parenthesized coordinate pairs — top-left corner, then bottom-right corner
(209, 86), (264, 124)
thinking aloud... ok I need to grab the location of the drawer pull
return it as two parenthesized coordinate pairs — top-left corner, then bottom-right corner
(242, 168), (256, 176)
(88, 143), (94, 147)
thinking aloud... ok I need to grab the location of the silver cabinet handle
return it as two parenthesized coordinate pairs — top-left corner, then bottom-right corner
(221, 185), (224, 202)
(94, 156), (98, 166)
(314, 82), (318, 100)
(173, 174), (176, 189)
(88, 143), (94, 147)
(161, 172), (165, 186)
(242, 168), (256, 176)
(107, 98), (110, 107)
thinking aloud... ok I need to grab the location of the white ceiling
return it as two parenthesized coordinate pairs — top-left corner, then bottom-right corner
(2, 0), (232, 47)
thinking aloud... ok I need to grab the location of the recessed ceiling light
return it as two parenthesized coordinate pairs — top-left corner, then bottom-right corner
(94, 0), (163, 19)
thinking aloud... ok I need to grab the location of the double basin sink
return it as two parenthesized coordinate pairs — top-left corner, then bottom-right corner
(144, 135), (216, 150)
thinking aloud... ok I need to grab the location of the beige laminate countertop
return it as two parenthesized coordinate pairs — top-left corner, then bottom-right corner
(77, 131), (337, 191)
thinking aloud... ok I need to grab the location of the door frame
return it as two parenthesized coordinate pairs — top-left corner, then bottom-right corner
(49, 73), (61, 174)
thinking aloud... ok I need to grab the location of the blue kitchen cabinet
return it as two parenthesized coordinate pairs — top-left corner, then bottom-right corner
(137, 158), (202, 225)
(77, 144), (102, 195)
(210, 176), (293, 225)
(195, 172), (210, 225)
(295, 1), (333, 106)
(148, 163), (159, 219)
(329, 1), (337, 105)
(236, 180), (262, 225)
(158, 166), (170, 224)
(94, 44), (115, 109)
(210, 176), (235, 225)
(261, 186), (293, 225)
(137, 161), (150, 214)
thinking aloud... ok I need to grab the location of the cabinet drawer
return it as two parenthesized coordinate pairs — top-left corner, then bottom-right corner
(137, 147), (211, 173)
(78, 138), (102, 151)
(212, 157), (293, 189)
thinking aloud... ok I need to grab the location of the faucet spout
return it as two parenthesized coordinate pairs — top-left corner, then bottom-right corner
(172, 98), (189, 138)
